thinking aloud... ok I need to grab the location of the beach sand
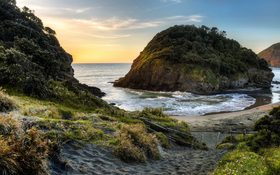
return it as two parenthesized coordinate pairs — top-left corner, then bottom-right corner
(173, 102), (280, 132)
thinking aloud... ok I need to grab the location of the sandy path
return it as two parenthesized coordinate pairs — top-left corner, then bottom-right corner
(50, 142), (226, 175)
(173, 102), (280, 132)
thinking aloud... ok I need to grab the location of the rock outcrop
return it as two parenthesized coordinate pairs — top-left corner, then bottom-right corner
(258, 43), (280, 67)
(114, 25), (274, 94)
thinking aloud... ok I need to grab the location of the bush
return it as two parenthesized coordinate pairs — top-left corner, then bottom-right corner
(262, 148), (280, 174)
(155, 132), (170, 148)
(213, 150), (269, 175)
(0, 115), (49, 175)
(0, 88), (16, 112)
(114, 124), (160, 162)
(247, 106), (280, 151)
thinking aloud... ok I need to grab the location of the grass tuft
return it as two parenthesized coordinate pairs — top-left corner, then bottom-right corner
(114, 124), (160, 162)
(0, 88), (16, 112)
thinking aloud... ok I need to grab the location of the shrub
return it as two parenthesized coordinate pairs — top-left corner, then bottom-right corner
(58, 109), (73, 120)
(262, 148), (280, 174)
(0, 114), (20, 136)
(247, 106), (280, 151)
(0, 88), (16, 112)
(114, 124), (160, 162)
(0, 115), (49, 175)
(155, 132), (170, 148)
(13, 128), (48, 175)
(213, 150), (269, 175)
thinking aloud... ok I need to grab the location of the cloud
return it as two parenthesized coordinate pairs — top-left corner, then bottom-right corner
(74, 17), (163, 31)
(165, 15), (204, 22)
(61, 7), (92, 14)
(72, 15), (203, 31)
(161, 0), (182, 3)
(81, 33), (131, 39)
(16, 2), (93, 15)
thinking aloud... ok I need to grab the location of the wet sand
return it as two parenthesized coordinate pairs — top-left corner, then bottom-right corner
(173, 102), (280, 132)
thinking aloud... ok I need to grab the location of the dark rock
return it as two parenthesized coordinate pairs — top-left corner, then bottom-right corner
(114, 25), (274, 94)
(272, 81), (280, 85)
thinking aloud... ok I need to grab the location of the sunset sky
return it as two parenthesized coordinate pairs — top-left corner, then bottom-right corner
(17, 0), (280, 63)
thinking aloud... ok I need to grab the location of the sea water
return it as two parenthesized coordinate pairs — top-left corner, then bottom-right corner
(73, 64), (280, 116)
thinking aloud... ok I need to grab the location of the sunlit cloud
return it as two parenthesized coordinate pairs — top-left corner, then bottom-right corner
(74, 17), (162, 31)
(77, 33), (131, 39)
(161, 0), (182, 3)
(73, 15), (203, 31)
(165, 15), (204, 22)
(16, 3), (94, 16)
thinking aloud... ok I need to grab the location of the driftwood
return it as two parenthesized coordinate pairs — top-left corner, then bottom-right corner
(139, 117), (207, 149)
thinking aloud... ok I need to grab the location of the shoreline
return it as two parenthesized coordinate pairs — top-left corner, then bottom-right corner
(172, 102), (280, 132)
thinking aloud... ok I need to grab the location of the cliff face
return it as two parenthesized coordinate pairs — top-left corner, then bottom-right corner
(259, 43), (280, 67)
(114, 25), (274, 94)
(0, 0), (104, 98)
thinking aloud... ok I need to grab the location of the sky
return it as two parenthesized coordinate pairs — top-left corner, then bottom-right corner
(17, 0), (280, 63)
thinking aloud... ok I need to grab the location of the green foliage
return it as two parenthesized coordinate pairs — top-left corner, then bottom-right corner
(138, 108), (190, 133)
(262, 148), (280, 174)
(213, 150), (269, 175)
(155, 132), (170, 148)
(246, 107), (280, 151)
(214, 106), (280, 175)
(141, 25), (270, 76)
(48, 81), (108, 111)
(0, 1), (105, 109)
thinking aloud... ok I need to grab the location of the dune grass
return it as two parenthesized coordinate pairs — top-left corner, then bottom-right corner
(0, 115), (49, 175)
(0, 88), (16, 112)
(114, 124), (160, 162)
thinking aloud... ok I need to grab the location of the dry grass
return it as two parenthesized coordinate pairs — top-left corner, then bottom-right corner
(114, 124), (160, 162)
(0, 115), (49, 175)
(0, 88), (16, 112)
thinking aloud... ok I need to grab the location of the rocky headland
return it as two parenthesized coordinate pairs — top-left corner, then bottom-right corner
(259, 42), (280, 67)
(114, 25), (274, 94)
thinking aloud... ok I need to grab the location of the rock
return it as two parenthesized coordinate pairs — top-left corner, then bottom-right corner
(272, 81), (280, 85)
(259, 43), (280, 67)
(114, 25), (274, 94)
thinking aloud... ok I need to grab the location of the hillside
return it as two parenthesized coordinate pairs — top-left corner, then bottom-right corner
(114, 25), (274, 94)
(0, 0), (105, 103)
(259, 43), (280, 67)
(0, 1), (208, 174)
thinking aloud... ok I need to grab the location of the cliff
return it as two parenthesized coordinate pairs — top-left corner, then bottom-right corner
(258, 43), (280, 67)
(114, 25), (274, 94)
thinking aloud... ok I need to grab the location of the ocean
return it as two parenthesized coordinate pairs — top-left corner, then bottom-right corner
(72, 64), (280, 116)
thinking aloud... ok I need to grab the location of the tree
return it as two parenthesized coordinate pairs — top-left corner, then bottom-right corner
(44, 27), (56, 35)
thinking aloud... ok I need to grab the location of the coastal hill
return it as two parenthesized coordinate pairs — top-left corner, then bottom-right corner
(0, 0), (104, 100)
(258, 43), (280, 67)
(0, 1), (208, 174)
(114, 25), (274, 94)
